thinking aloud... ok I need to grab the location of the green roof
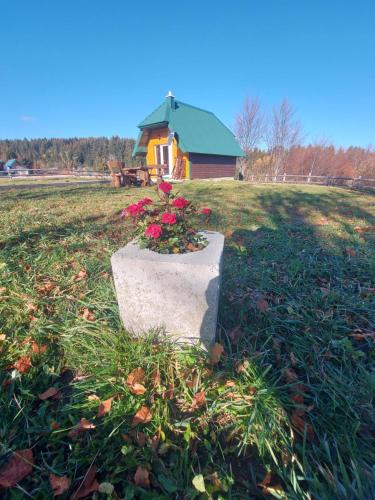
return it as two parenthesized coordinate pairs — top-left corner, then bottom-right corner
(133, 96), (244, 157)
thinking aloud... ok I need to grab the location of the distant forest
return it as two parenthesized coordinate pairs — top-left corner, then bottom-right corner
(0, 137), (141, 171)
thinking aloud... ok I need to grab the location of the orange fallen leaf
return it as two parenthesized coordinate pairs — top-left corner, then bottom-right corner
(39, 387), (59, 400)
(0, 449), (34, 487)
(50, 473), (70, 496)
(127, 367), (145, 386)
(50, 421), (60, 430)
(130, 383), (147, 395)
(73, 269), (87, 282)
(98, 397), (114, 417)
(81, 308), (95, 321)
(191, 391), (206, 410)
(14, 355), (32, 373)
(71, 464), (99, 499)
(134, 466), (150, 488)
(211, 342), (224, 364)
(132, 406), (152, 426)
(225, 380), (236, 387)
(68, 418), (95, 439)
(31, 341), (47, 354)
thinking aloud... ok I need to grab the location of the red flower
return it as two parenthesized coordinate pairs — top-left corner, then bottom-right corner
(121, 203), (145, 218)
(200, 207), (212, 216)
(172, 197), (189, 209)
(158, 182), (173, 193)
(145, 224), (163, 239)
(138, 197), (153, 206)
(161, 212), (177, 225)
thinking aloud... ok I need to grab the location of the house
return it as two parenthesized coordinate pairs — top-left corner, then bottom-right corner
(132, 92), (244, 179)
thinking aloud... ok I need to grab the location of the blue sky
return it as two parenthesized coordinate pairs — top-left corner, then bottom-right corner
(1, 0), (374, 147)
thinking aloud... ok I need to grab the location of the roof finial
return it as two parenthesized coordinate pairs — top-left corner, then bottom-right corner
(166, 90), (175, 98)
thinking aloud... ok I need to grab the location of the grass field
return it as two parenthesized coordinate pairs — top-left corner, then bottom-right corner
(1, 181), (375, 499)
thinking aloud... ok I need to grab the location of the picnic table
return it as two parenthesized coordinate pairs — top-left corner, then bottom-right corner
(107, 161), (166, 188)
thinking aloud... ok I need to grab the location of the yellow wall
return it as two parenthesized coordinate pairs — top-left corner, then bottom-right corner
(146, 127), (189, 179)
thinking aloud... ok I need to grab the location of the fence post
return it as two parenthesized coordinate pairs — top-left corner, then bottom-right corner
(283, 173), (286, 182)
(308, 172), (312, 183)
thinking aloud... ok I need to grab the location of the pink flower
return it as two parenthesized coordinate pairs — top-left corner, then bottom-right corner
(121, 203), (145, 218)
(138, 197), (153, 206)
(145, 224), (163, 239)
(158, 182), (173, 193)
(161, 212), (177, 225)
(172, 197), (189, 209)
(200, 207), (212, 216)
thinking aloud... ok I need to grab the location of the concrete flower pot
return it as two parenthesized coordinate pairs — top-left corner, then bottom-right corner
(111, 231), (224, 349)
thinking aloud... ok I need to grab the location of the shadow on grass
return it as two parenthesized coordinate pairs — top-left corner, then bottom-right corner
(216, 187), (375, 497)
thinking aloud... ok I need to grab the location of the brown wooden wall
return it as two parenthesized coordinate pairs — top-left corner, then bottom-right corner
(189, 153), (236, 179)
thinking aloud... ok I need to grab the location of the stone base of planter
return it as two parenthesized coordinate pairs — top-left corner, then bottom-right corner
(111, 231), (224, 349)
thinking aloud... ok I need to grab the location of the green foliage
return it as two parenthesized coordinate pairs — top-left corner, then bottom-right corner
(0, 136), (139, 171)
(0, 182), (375, 498)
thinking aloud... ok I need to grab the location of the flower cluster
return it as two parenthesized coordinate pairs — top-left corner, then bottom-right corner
(120, 182), (211, 254)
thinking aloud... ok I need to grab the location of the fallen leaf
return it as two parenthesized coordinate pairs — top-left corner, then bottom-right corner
(192, 474), (206, 493)
(191, 391), (206, 410)
(291, 412), (314, 441)
(134, 466), (150, 488)
(98, 397), (114, 417)
(129, 383), (146, 395)
(73, 269), (87, 282)
(151, 427), (161, 450)
(129, 430), (147, 446)
(68, 418), (95, 439)
(39, 387), (59, 400)
(0, 287), (6, 294)
(228, 325), (242, 343)
(0, 334), (6, 342)
(50, 473), (70, 496)
(81, 308), (95, 321)
(211, 343), (224, 364)
(70, 464), (99, 499)
(36, 281), (56, 294)
(127, 367), (145, 386)
(132, 406), (152, 426)
(151, 368), (161, 387)
(87, 394), (100, 401)
(14, 355), (32, 373)
(354, 225), (375, 234)
(0, 449), (34, 487)
(225, 380), (236, 387)
(282, 368), (298, 384)
(345, 247), (357, 257)
(50, 421), (60, 430)
(256, 298), (269, 312)
(31, 342), (47, 354)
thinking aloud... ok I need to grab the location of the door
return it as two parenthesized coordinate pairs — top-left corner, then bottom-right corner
(155, 144), (172, 175)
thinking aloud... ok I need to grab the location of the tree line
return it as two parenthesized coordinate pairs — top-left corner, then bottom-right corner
(235, 97), (375, 179)
(0, 137), (140, 171)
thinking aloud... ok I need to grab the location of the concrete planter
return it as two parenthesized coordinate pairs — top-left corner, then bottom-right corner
(111, 231), (224, 349)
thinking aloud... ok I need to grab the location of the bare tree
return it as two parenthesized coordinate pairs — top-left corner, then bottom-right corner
(266, 99), (301, 179)
(235, 96), (265, 178)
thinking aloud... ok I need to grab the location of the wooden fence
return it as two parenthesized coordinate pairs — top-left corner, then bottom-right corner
(246, 173), (375, 189)
(0, 168), (110, 179)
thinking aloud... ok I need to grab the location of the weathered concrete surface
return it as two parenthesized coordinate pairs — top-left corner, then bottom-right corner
(111, 231), (224, 349)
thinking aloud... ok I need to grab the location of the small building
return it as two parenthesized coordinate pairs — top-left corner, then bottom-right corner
(132, 92), (244, 179)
